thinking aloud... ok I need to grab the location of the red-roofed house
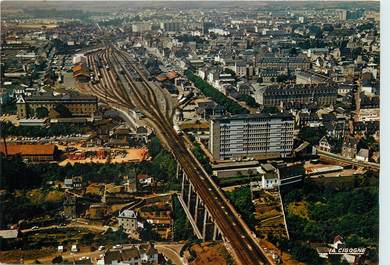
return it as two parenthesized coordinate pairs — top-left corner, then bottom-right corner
(0, 144), (57, 162)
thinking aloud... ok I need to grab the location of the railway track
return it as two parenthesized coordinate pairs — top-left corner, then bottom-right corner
(79, 46), (273, 265)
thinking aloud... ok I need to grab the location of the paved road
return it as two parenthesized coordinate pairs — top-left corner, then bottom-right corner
(25, 243), (184, 265)
(156, 244), (185, 265)
(21, 222), (112, 233)
(24, 249), (103, 264)
(317, 149), (379, 170)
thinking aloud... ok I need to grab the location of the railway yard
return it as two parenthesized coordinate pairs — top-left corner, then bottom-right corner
(1, 3), (380, 264)
(75, 45), (274, 265)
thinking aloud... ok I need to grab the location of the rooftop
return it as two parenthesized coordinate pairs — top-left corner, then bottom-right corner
(119, 209), (137, 219)
(0, 144), (56, 156)
(211, 113), (293, 121)
(24, 94), (97, 103)
(0, 229), (18, 239)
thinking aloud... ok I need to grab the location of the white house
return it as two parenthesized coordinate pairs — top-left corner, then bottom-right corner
(318, 136), (332, 152)
(139, 242), (158, 264)
(261, 173), (279, 189)
(118, 209), (138, 236)
(97, 248), (142, 265)
(356, 148), (369, 162)
(258, 164), (279, 189)
(97, 243), (158, 265)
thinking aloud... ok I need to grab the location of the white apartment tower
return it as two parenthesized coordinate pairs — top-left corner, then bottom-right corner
(209, 114), (294, 160)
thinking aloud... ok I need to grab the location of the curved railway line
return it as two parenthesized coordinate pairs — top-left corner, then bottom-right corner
(77, 46), (274, 265)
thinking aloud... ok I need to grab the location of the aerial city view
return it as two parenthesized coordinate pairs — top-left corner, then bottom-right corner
(0, 1), (380, 265)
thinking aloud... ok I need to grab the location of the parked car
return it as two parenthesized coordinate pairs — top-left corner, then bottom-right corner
(71, 244), (80, 253)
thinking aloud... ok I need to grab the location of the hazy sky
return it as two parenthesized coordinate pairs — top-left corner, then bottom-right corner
(6, 0), (375, 1)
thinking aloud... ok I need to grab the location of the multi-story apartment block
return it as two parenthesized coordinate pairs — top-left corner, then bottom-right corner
(202, 21), (215, 35)
(209, 114), (294, 160)
(16, 94), (98, 118)
(234, 61), (248, 77)
(118, 209), (138, 235)
(255, 83), (338, 107)
(132, 23), (152, 33)
(160, 22), (181, 32)
(257, 57), (310, 71)
(295, 70), (333, 85)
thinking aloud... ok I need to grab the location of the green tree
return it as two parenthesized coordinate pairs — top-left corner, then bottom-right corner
(282, 180), (379, 259)
(54, 104), (72, 118)
(153, 151), (176, 179)
(192, 144), (211, 173)
(238, 94), (259, 108)
(261, 106), (280, 114)
(226, 187), (255, 229)
(140, 221), (160, 241)
(172, 195), (195, 241)
(101, 227), (129, 245)
(276, 74), (290, 83)
(289, 48), (298, 56)
(185, 70), (249, 114)
(298, 126), (327, 145)
(80, 233), (96, 244)
(224, 68), (237, 78)
(0, 155), (42, 190)
(51, 256), (63, 264)
(148, 136), (162, 158)
(35, 107), (49, 118)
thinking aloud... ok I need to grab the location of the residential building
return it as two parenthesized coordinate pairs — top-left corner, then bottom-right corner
(202, 22), (215, 35)
(257, 57), (310, 71)
(356, 148), (369, 162)
(139, 242), (158, 264)
(258, 69), (281, 83)
(160, 22), (181, 32)
(97, 243), (158, 265)
(196, 101), (225, 119)
(86, 204), (106, 220)
(63, 195), (77, 219)
(255, 83), (338, 108)
(64, 176), (84, 190)
(118, 209), (138, 235)
(132, 23), (152, 33)
(318, 136), (332, 152)
(276, 162), (305, 186)
(295, 70), (332, 85)
(337, 9), (347, 20)
(234, 61), (247, 77)
(341, 136), (358, 159)
(209, 113), (294, 160)
(259, 163), (279, 189)
(99, 248), (142, 265)
(355, 108), (380, 122)
(0, 89), (11, 105)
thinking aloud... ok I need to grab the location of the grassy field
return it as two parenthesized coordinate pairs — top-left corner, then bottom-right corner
(0, 248), (56, 263)
(254, 190), (288, 239)
(286, 201), (310, 220)
(190, 242), (236, 265)
(27, 189), (64, 204)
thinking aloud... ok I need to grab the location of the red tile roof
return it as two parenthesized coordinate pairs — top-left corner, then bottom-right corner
(0, 144), (56, 156)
